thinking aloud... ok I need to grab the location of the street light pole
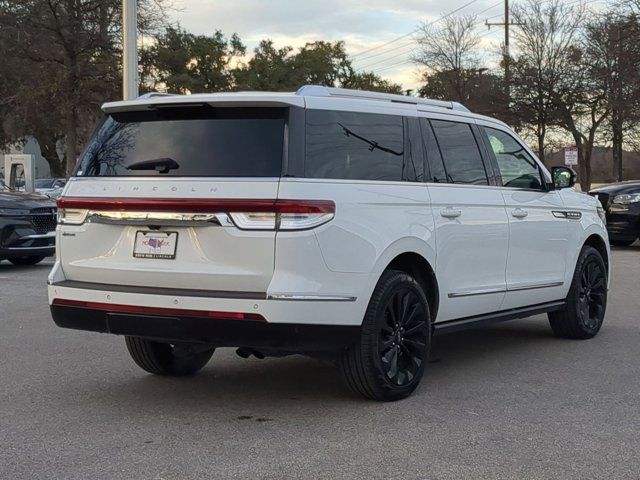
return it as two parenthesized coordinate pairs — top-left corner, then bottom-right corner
(122, 0), (138, 100)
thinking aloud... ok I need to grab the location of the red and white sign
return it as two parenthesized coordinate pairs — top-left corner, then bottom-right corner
(564, 147), (578, 166)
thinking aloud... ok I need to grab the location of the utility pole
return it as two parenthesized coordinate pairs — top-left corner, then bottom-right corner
(486, 0), (524, 91)
(504, 0), (509, 82)
(122, 0), (138, 100)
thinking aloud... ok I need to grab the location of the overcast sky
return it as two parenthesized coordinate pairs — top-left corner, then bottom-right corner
(169, 0), (584, 91)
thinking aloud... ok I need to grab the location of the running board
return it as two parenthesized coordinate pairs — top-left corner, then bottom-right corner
(433, 300), (566, 335)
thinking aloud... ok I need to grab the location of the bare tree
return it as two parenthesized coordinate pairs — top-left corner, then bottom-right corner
(552, 50), (610, 191)
(412, 15), (483, 102)
(589, 13), (640, 181)
(510, 0), (583, 164)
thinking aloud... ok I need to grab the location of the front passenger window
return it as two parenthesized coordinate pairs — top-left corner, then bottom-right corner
(484, 127), (543, 190)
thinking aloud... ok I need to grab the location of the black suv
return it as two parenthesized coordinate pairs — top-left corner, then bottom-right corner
(590, 181), (640, 246)
(0, 180), (56, 265)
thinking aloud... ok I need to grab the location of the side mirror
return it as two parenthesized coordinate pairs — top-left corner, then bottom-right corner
(551, 166), (577, 189)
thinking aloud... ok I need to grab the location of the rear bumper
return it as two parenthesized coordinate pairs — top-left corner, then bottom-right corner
(48, 278), (368, 350)
(50, 302), (359, 352)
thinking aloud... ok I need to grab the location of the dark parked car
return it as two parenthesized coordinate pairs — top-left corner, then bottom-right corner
(590, 181), (640, 246)
(35, 178), (67, 198)
(0, 179), (56, 265)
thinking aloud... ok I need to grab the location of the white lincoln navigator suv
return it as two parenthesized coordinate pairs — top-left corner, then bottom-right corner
(49, 86), (610, 401)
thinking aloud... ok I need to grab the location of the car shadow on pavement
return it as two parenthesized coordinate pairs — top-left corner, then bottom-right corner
(53, 317), (562, 412)
(0, 258), (53, 272)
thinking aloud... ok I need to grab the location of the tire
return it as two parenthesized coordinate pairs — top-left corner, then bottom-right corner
(340, 270), (431, 401)
(8, 256), (45, 266)
(610, 238), (636, 247)
(548, 246), (607, 339)
(125, 337), (215, 376)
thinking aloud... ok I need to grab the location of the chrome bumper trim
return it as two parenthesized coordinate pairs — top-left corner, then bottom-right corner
(267, 294), (357, 302)
(85, 211), (233, 227)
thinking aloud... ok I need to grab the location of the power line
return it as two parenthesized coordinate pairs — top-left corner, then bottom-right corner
(351, 0), (483, 59)
(354, 0), (507, 72)
(361, 0), (606, 77)
(359, 22), (504, 75)
(353, 0), (503, 66)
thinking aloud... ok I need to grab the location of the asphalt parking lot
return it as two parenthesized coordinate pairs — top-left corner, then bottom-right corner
(1, 245), (640, 480)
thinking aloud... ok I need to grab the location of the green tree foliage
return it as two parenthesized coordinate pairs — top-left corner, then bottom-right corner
(141, 26), (245, 94)
(290, 41), (352, 86)
(341, 72), (403, 94)
(233, 40), (294, 91)
(234, 40), (402, 93)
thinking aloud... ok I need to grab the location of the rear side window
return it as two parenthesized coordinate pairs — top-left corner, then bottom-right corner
(430, 120), (488, 185)
(305, 110), (409, 181)
(77, 107), (285, 177)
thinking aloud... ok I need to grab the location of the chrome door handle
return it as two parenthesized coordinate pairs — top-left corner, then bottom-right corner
(440, 207), (462, 219)
(512, 208), (528, 218)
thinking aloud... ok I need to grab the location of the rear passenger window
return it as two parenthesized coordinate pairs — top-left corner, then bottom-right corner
(430, 120), (488, 185)
(305, 110), (409, 181)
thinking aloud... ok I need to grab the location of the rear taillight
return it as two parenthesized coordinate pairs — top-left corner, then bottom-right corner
(57, 208), (88, 225)
(56, 198), (335, 231)
(229, 200), (335, 231)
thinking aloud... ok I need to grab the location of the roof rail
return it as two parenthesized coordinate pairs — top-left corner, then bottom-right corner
(295, 85), (470, 113)
(136, 92), (175, 100)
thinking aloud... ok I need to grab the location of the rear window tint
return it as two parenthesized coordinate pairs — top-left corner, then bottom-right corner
(77, 107), (285, 177)
(430, 120), (488, 185)
(305, 110), (405, 181)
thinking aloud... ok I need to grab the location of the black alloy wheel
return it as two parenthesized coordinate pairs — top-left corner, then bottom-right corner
(340, 270), (431, 401)
(549, 246), (607, 339)
(378, 287), (429, 386)
(577, 255), (607, 331)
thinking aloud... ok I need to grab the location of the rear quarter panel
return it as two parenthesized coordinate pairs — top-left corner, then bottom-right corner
(275, 178), (437, 320)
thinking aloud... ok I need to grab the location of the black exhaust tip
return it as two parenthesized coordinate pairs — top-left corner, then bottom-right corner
(236, 348), (266, 359)
(236, 348), (251, 359)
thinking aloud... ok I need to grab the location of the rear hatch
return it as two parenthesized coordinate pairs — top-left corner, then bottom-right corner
(58, 104), (290, 294)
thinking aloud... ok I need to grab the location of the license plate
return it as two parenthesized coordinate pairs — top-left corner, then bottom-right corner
(133, 231), (178, 259)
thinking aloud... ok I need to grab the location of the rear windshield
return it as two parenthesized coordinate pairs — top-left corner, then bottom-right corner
(76, 107), (285, 177)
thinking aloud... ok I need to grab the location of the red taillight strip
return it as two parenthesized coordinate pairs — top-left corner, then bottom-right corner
(52, 298), (265, 321)
(57, 197), (335, 214)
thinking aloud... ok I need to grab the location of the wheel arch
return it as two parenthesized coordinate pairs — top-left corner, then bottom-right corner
(368, 237), (438, 322)
(583, 233), (610, 277)
(381, 252), (439, 323)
